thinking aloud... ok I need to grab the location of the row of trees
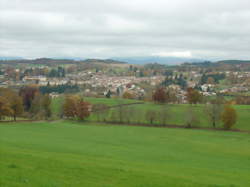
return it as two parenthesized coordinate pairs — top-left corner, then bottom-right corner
(90, 100), (237, 130)
(106, 101), (169, 125)
(0, 87), (238, 130)
(39, 84), (80, 94)
(205, 97), (237, 129)
(152, 87), (203, 104)
(0, 86), (52, 121)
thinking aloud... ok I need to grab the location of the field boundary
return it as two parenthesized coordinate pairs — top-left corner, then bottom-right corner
(92, 121), (250, 134)
(1, 117), (250, 134)
(92, 102), (144, 112)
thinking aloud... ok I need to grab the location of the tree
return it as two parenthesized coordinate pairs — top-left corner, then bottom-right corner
(158, 105), (171, 125)
(110, 109), (118, 122)
(205, 103), (222, 128)
(207, 77), (215, 84)
(185, 106), (200, 128)
(63, 95), (91, 120)
(205, 97), (224, 128)
(0, 88), (23, 121)
(152, 87), (166, 103)
(30, 94), (43, 119)
(186, 88), (203, 104)
(105, 90), (112, 98)
(10, 95), (24, 121)
(0, 96), (13, 120)
(63, 95), (78, 118)
(123, 106), (136, 124)
(116, 101), (125, 123)
(19, 86), (39, 111)
(221, 105), (237, 129)
(146, 110), (157, 124)
(75, 99), (91, 121)
(41, 94), (52, 119)
(165, 88), (178, 103)
(123, 92), (134, 99)
(30, 94), (52, 120)
(92, 104), (108, 122)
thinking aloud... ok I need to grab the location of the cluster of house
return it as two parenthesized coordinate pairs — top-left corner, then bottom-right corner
(0, 69), (164, 98)
(82, 73), (165, 98)
(1, 66), (250, 101)
(219, 86), (249, 94)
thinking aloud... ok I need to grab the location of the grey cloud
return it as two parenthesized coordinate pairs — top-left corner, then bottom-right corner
(0, 0), (250, 59)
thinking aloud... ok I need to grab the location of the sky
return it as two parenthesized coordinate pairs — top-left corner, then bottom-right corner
(0, 0), (250, 60)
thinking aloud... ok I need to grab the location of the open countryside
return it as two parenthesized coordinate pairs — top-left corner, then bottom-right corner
(1, 121), (250, 187)
(1, 0), (250, 186)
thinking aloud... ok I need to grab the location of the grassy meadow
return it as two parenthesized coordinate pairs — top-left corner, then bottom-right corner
(0, 121), (250, 187)
(52, 97), (250, 131)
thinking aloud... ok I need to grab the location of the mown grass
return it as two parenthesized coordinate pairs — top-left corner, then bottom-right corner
(0, 121), (249, 186)
(52, 97), (250, 131)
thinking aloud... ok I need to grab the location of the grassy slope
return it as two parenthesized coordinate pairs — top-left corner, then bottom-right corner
(52, 96), (250, 131)
(51, 97), (139, 115)
(0, 121), (250, 187)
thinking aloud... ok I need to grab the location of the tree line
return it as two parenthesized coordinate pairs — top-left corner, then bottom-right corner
(0, 86), (238, 130)
(0, 86), (51, 121)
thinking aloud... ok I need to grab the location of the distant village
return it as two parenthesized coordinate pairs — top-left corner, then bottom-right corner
(1, 60), (250, 103)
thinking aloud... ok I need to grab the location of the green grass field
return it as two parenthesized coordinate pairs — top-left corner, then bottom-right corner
(52, 97), (250, 131)
(0, 121), (249, 186)
(51, 97), (140, 116)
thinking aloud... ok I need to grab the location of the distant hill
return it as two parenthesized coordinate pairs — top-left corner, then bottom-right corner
(83, 59), (126, 64)
(0, 58), (127, 65)
(1, 57), (250, 66)
(216, 60), (250, 65)
(112, 56), (204, 65)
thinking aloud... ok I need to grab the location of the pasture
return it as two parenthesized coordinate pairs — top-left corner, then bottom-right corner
(52, 97), (250, 131)
(0, 121), (250, 186)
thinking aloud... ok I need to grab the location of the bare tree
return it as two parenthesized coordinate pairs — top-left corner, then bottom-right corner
(158, 105), (171, 125)
(92, 103), (108, 122)
(185, 106), (200, 128)
(205, 101), (223, 128)
(146, 110), (157, 124)
(110, 109), (118, 123)
(116, 99), (126, 123)
(123, 106), (136, 124)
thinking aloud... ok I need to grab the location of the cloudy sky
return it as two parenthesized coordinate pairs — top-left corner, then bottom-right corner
(1, 0), (250, 60)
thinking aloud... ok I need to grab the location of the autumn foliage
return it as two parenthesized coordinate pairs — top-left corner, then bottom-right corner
(0, 88), (24, 120)
(186, 87), (203, 104)
(221, 105), (237, 130)
(152, 87), (166, 103)
(19, 86), (39, 111)
(0, 96), (13, 119)
(63, 95), (91, 120)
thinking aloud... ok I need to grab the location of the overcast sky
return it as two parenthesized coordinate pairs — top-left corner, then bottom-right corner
(1, 0), (250, 60)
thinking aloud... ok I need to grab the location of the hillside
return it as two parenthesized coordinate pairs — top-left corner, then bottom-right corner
(217, 60), (250, 65)
(0, 58), (127, 65)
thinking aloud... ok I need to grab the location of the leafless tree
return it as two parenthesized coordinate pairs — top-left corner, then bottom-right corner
(185, 106), (200, 128)
(146, 110), (157, 124)
(158, 105), (171, 125)
(205, 102), (223, 128)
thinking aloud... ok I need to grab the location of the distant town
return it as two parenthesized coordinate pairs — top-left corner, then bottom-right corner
(1, 58), (250, 104)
